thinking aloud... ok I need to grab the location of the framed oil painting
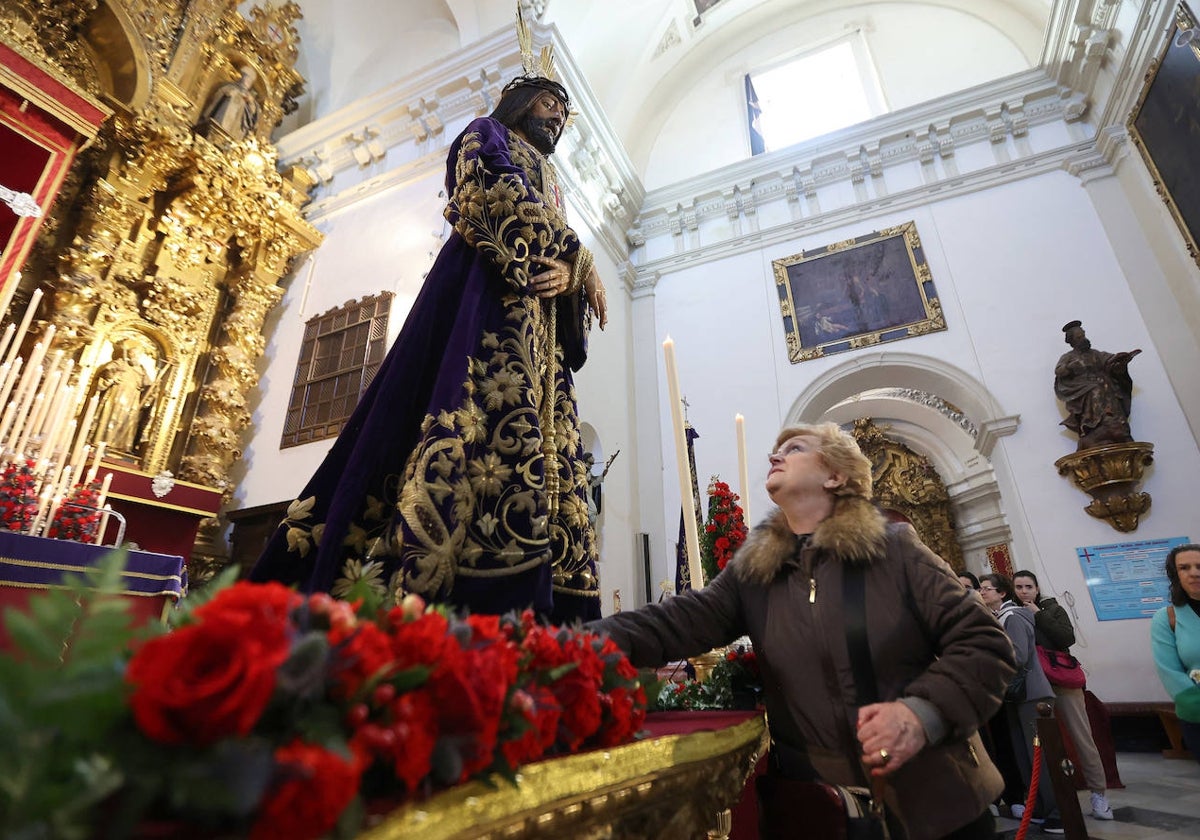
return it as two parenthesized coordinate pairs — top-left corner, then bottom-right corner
(1128, 2), (1200, 267)
(772, 221), (946, 363)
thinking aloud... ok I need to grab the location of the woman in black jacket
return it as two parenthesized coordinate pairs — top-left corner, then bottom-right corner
(1013, 570), (1114, 820)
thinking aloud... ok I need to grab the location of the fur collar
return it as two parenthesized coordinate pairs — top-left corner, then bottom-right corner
(737, 496), (888, 585)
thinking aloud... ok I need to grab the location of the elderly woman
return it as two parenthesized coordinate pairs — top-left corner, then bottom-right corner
(979, 574), (1062, 834)
(591, 423), (1014, 839)
(1151, 543), (1200, 763)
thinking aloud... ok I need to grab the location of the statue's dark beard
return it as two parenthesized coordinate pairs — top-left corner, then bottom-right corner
(1077, 338), (1092, 351)
(520, 115), (560, 154)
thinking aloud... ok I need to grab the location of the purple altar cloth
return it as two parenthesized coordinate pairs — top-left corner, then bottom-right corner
(0, 530), (186, 599)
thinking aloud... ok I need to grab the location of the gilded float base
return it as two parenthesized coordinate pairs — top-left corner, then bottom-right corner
(688, 648), (726, 684)
(1055, 441), (1155, 532)
(359, 713), (767, 840)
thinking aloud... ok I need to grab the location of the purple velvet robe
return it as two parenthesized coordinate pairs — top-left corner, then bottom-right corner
(250, 117), (600, 623)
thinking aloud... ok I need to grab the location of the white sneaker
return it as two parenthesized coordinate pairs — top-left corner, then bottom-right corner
(1090, 791), (1114, 820)
(1010, 804), (1025, 819)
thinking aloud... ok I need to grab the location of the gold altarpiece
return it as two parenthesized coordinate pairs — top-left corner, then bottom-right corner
(851, 418), (965, 571)
(0, 1), (321, 567)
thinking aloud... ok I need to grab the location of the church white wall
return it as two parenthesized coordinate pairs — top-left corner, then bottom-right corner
(235, 167), (448, 510)
(639, 170), (1200, 703)
(643, 6), (1031, 190)
(1087, 155), (1200, 448)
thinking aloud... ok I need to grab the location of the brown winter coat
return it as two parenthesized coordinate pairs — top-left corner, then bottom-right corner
(591, 497), (1015, 839)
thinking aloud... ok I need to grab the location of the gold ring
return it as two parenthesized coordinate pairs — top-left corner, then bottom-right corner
(878, 748), (890, 764)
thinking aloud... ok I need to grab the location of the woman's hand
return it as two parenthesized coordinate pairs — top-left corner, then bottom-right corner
(529, 255), (572, 299)
(856, 701), (927, 777)
(584, 265), (608, 330)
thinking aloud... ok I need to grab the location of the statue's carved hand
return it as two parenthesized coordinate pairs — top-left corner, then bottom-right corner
(584, 266), (608, 330)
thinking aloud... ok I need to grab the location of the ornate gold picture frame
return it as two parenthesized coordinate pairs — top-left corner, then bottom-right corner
(772, 221), (945, 363)
(1128, 2), (1200, 267)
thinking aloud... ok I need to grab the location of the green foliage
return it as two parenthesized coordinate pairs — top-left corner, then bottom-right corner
(649, 647), (761, 712)
(0, 550), (156, 840)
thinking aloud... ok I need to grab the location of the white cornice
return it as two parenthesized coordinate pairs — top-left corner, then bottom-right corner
(634, 68), (1072, 217)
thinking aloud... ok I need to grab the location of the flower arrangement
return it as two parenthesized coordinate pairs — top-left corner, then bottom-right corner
(0, 557), (646, 839)
(699, 477), (749, 584)
(652, 645), (761, 712)
(0, 458), (39, 532)
(46, 482), (103, 542)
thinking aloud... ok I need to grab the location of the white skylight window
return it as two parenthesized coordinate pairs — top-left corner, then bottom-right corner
(747, 34), (887, 152)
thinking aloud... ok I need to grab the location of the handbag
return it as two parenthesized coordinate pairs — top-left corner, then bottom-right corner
(756, 774), (886, 840)
(1036, 645), (1086, 689)
(1004, 666), (1028, 702)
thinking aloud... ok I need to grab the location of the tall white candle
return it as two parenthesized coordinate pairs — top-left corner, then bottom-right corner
(0, 323), (15, 369)
(42, 495), (62, 539)
(42, 398), (74, 472)
(13, 393), (44, 458)
(5, 362), (42, 458)
(663, 336), (703, 589)
(0, 402), (18, 456)
(92, 472), (113, 545)
(3, 287), (41, 369)
(0, 276), (19, 324)
(735, 413), (751, 526)
(39, 465), (74, 538)
(85, 441), (107, 485)
(0, 356), (23, 413)
(29, 371), (61, 439)
(29, 485), (54, 536)
(69, 395), (99, 476)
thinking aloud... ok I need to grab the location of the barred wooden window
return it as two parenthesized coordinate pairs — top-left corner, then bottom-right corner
(281, 292), (393, 448)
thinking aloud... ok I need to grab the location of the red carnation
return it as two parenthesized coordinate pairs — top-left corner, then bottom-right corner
(249, 740), (363, 840)
(328, 621), (397, 700)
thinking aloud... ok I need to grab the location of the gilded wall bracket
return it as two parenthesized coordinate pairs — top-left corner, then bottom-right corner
(1054, 441), (1155, 532)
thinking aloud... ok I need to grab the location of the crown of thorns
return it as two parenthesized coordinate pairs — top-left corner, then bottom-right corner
(500, 75), (571, 109)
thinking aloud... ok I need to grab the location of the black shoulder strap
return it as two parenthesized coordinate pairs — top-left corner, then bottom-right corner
(843, 563), (879, 707)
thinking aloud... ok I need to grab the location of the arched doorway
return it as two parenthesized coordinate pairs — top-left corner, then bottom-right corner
(785, 352), (1021, 573)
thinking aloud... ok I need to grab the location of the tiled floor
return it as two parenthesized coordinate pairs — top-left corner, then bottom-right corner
(995, 751), (1200, 839)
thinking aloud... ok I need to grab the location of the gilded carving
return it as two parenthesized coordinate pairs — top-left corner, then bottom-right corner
(1054, 442), (1155, 532)
(3, 2), (322, 565)
(852, 418), (965, 570)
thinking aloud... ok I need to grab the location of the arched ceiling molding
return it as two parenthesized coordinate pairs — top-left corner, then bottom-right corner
(783, 351), (1020, 456)
(619, 0), (1051, 172)
(822, 395), (981, 480)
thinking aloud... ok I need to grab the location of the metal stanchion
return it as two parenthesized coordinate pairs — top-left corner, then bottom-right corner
(1035, 701), (1089, 839)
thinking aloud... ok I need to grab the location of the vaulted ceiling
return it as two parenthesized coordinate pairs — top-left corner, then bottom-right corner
(283, 0), (1055, 178)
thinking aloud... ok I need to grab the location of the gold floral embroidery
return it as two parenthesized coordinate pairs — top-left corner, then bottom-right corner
(446, 126), (577, 291)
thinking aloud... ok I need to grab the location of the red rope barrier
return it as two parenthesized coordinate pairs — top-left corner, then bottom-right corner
(1015, 733), (1042, 840)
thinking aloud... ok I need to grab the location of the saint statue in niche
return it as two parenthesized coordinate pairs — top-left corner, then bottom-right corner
(89, 339), (159, 454)
(199, 64), (260, 141)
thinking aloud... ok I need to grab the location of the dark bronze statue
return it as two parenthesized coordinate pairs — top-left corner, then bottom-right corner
(1053, 320), (1141, 450)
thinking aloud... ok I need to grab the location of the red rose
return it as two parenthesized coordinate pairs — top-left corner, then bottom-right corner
(249, 740), (363, 840)
(127, 617), (291, 746)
